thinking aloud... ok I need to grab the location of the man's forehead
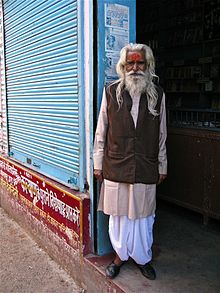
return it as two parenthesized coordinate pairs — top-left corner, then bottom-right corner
(126, 50), (145, 61)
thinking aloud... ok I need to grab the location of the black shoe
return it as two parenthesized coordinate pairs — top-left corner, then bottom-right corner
(138, 262), (156, 280)
(106, 262), (122, 279)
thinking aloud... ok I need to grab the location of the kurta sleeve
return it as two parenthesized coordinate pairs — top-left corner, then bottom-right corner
(158, 93), (167, 174)
(93, 88), (108, 170)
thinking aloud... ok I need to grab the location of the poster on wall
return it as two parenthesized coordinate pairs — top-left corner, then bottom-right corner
(104, 3), (129, 82)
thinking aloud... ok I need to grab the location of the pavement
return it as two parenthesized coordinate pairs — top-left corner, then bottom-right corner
(0, 207), (83, 293)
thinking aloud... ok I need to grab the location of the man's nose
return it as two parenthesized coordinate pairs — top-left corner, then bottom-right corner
(133, 62), (138, 71)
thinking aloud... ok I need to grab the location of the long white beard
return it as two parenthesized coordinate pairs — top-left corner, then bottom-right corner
(125, 71), (147, 97)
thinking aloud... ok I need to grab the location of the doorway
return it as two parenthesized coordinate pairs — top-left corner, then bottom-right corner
(136, 0), (220, 221)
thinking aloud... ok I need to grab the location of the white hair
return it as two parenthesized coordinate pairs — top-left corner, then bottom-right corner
(107, 43), (159, 116)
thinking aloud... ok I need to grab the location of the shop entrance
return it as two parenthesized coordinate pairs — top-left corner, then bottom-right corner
(91, 1), (220, 290)
(136, 0), (220, 221)
(95, 0), (220, 256)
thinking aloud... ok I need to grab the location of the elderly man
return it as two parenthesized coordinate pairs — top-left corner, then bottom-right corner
(93, 43), (167, 280)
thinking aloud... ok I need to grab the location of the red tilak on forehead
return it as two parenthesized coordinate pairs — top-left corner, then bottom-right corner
(128, 52), (143, 61)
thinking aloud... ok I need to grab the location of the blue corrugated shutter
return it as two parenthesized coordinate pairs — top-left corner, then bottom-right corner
(3, 0), (83, 190)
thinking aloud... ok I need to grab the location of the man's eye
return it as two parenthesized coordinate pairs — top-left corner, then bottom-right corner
(127, 61), (135, 65)
(138, 61), (145, 65)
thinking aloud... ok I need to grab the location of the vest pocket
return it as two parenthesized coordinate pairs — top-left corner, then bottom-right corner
(108, 150), (124, 159)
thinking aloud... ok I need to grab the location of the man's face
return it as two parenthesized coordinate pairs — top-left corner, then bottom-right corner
(125, 50), (146, 73)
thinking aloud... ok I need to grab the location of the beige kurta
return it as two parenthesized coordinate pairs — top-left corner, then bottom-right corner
(93, 89), (167, 220)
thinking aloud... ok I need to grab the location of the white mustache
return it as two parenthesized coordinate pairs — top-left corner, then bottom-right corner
(127, 71), (146, 77)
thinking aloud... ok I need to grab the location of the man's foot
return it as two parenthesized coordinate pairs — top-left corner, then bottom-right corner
(105, 262), (122, 279)
(138, 262), (156, 280)
(106, 254), (125, 279)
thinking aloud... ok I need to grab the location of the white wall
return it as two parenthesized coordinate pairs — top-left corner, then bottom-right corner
(0, 5), (8, 156)
(84, 0), (94, 193)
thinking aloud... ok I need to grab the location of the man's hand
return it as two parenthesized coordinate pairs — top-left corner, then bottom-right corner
(94, 169), (103, 182)
(157, 174), (167, 185)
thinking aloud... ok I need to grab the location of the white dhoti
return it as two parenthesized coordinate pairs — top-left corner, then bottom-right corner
(109, 214), (155, 265)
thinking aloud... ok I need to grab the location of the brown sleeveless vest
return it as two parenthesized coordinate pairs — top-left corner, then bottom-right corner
(102, 82), (163, 184)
